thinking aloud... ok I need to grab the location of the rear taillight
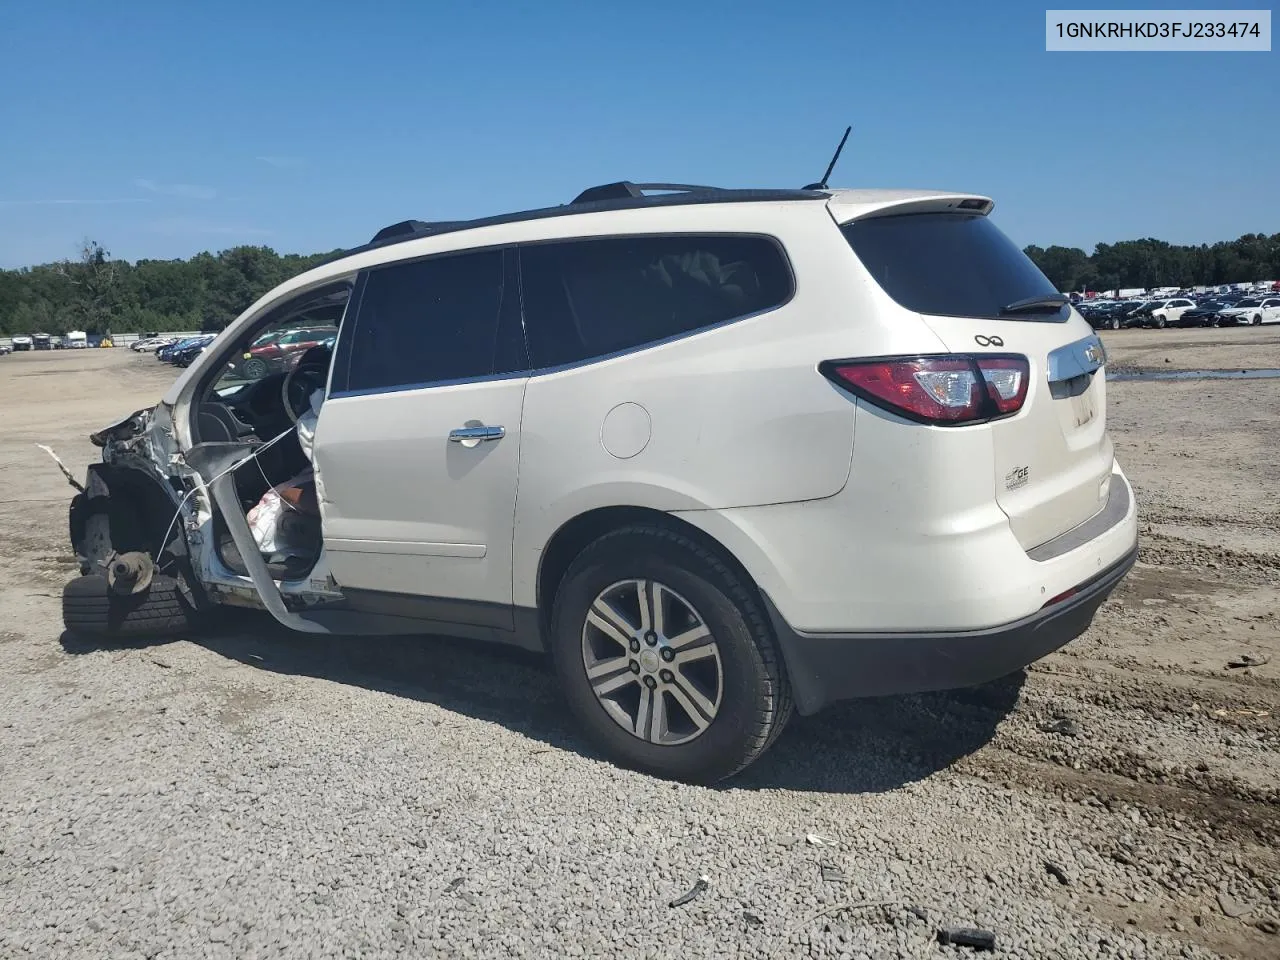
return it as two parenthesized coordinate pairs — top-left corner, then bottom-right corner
(819, 355), (1030, 426)
(976, 356), (1030, 414)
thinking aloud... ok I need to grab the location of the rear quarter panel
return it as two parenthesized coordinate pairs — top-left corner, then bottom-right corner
(510, 203), (951, 607)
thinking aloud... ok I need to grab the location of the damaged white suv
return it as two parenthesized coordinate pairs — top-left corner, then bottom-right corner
(60, 182), (1138, 783)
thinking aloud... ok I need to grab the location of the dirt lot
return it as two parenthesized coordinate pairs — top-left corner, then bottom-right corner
(1, 332), (1277, 959)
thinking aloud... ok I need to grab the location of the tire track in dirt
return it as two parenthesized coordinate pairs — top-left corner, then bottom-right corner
(1136, 532), (1280, 581)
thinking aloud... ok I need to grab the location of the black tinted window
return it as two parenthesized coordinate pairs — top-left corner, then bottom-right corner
(842, 213), (1065, 320)
(345, 249), (504, 392)
(520, 235), (792, 368)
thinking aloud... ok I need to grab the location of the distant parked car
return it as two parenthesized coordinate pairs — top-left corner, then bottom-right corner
(157, 336), (210, 363)
(1217, 297), (1280, 326)
(1133, 298), (1195, 329)
(1087, 300), (1145, 330)
(1080, 302), (1131, 332)
(1116, 300), (1153, 327)
(1174, 300), (1230, 327)
(168, 335), (217, 366)
(229, 326), (338, 379)
(0, 343), (12, 356)
(132, 336), (180, 353)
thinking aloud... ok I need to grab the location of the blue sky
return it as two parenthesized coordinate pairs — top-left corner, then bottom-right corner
(0, 1), (1275, 268)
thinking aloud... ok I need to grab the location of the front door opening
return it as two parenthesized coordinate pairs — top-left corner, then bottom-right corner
(193, 287), (349, 582)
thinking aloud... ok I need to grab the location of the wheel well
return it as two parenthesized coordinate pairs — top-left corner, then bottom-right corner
(75, 464), (185, 564)
(536, 506), (757, 631)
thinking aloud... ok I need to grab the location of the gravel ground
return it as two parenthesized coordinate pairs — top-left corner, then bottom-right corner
(0, 333), (1277, 960)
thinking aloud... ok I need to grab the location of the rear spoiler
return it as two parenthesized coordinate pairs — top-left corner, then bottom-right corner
(826, 191), (994, 224)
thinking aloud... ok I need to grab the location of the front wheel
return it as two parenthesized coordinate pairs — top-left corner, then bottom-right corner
(550, 525), (792, 784)
(1109, 318), (1121, 330)
(63, 573), (199, 639)
(1253, 315), (1263, 326)
(1155, 316), (1167, 329)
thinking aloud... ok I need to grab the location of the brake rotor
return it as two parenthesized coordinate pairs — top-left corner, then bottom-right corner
(106, 551), (155, 596)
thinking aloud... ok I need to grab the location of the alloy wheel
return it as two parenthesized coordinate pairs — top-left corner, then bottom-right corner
(581, 579), (724, 746)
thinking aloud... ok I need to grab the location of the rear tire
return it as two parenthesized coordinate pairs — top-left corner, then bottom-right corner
(62, 573), (197, 639)
(1109, 318), (1120, 330)
(549, 524), (792, 784)
(1155, 316), (1166, 329)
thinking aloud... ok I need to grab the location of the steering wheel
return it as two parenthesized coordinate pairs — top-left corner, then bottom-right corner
(282, 361), (328, 424)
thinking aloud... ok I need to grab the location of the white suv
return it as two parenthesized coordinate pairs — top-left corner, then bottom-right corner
(1139, 298), (1195, 328)
(59, 182), (1138, 783)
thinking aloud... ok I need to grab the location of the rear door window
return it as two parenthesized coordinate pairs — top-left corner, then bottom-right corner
(520, 234), (793, 368)
(841, 213), (1068, 321)
(340, 248), (505, 394)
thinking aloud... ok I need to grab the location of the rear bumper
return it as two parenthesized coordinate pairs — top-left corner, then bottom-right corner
(766, 544), (1137, 715)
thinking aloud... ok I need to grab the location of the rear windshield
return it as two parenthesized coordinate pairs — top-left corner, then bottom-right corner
(840, 213), (1067, 321)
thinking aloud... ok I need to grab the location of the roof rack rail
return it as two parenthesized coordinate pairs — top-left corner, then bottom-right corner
(368, 219), (471, 244)
(570, 182), (724, 204)
(319, 185), (831, 269)
(370, 220), (431, 243)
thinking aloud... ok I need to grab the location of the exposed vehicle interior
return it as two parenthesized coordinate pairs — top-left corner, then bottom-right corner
(192, 287), (350, 582)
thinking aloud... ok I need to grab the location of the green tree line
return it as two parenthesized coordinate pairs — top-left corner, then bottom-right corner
(3, 231), (1278, 337)
(1023, 233), (1280, 294)
(0, 241), (340, 337)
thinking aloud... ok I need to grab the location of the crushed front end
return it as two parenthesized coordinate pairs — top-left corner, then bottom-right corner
(67, 403), (203, 595)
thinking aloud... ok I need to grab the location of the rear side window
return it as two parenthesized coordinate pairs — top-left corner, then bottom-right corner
(344, 249), (504, 393)
(841, 213), (1066, 321)
(520, 234), (793, 368)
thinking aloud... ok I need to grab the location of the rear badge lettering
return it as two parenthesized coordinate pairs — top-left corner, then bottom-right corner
(1005, 466), (1030, 491)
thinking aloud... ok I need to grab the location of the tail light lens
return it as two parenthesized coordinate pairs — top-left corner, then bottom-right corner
(820, 355), (1030, 426)
(976, 357), (1030, 414)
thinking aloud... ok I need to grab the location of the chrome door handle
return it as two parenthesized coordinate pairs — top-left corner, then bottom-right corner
(449, 425), (505, 442)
